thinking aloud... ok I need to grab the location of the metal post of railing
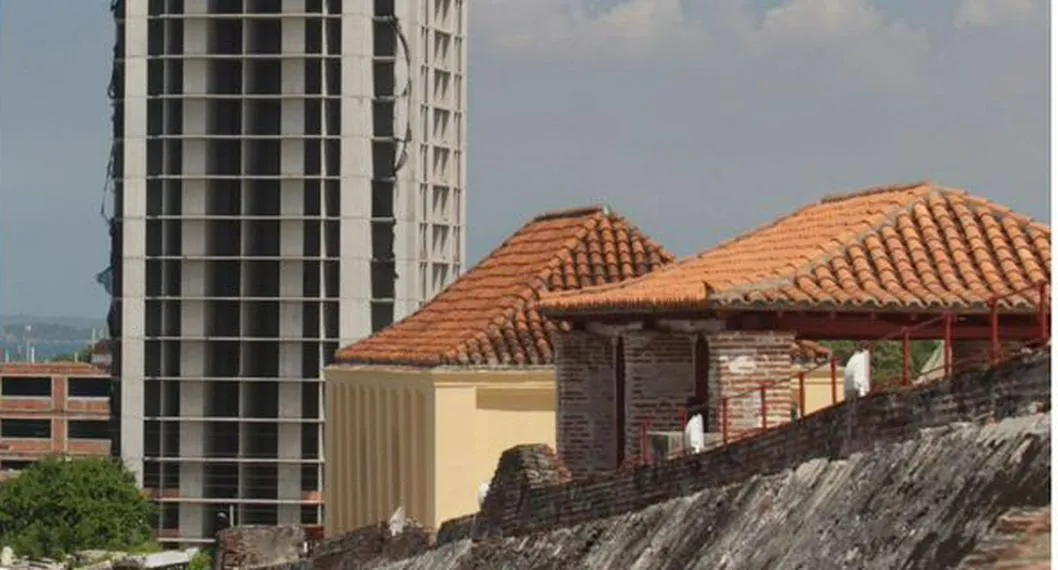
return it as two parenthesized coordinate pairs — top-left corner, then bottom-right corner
(640, 421), (649, 466)
(1039, 281), (1049, 342)
(759, 385), (768, 430)
(798, 371), (806, 418)
(989, 297), (1000, 366)
(943, 312), (953, 377)
(866, 342), (874, 394)
(829, 356), (837, 404)
(721, 398), (729, 444)
(678, 408), (688, 457)
(901, 327), (911, 386)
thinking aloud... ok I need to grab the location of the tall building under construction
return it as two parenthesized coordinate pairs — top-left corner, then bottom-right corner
(105, 0), (466, 544)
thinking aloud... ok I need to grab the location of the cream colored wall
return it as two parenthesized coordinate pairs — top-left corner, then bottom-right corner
(323, 368), (434, 536)
(791, 367), (846, 417)
(323, 365), (555, 535)
(440, 380), (555, 526)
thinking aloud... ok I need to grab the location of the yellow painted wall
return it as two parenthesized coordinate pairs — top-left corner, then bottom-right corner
(790, 366), (846, 417)
(323, 365), (555, 535)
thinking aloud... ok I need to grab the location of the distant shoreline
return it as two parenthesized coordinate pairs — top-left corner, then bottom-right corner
(0, 315), (106, 328)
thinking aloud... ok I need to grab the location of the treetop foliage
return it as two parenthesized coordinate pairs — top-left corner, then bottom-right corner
(0, 457), (156, 559)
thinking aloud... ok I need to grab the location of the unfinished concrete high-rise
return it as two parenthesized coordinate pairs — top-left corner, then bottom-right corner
(105, 0), (467, 545)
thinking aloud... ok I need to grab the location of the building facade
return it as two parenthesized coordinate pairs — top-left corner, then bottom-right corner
(0, 363), (111, 479)
(107, 0), (466, 543)
(538, 183), (1050, 478)
(322, 206), (672, 533)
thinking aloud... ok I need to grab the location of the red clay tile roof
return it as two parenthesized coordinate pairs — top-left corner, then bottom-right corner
(334, 206), (674, 367)
(540, 183), (1050, 317)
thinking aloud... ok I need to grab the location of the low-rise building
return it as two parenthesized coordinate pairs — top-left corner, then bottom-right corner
(0, 362), (111, 478)
(539, 182), (1050, 478)
(323, 206), (673, 534)
(90, 339), (113, 372)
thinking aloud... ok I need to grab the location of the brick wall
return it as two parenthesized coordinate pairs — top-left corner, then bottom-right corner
(0, 368), (110, 462)
(623, 331), (694, 461)
(709, 331), (795, 434)
(556, 329), (797, 475)
(554, 330), (615, 477)
(476, 443), (572, 541)
(215, 525), (306, 570)
(310, 521), (430, 570)
(477, 352), (1049, 540)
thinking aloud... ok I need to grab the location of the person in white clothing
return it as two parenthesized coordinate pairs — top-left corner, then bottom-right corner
(683, 396), (707, 454)
(843, 342), (872, 400)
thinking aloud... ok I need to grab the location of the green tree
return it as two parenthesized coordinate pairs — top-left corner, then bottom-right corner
(820, 340), (939, 391)
(0, 457), (156, 559)
(188, 550), (213, 570)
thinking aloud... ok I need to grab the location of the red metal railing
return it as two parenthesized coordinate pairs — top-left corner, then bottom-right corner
(632, 281), (1049, 464)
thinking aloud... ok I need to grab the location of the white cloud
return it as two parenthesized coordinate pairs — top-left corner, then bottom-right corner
(477, 0), (928, 71)
(475, 0), (930, 91)
(757, 0), (886, 45)
(747, 0), (930, 89)
(466, 0), (1047, 267)
(954, 0), (1039, 28)
(474, 0), (706, 63)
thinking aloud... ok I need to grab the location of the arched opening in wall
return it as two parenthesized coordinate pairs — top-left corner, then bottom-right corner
(614, 337), (626, 468)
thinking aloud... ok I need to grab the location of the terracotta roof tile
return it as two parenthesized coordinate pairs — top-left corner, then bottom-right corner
(334, 206), (673, 367)
(540, 182), (1050, 316)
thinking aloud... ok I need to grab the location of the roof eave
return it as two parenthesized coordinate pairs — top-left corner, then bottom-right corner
(541, 298), (1045, 321)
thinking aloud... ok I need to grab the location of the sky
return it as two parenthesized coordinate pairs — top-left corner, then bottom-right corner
(0, 0), (1051, 319)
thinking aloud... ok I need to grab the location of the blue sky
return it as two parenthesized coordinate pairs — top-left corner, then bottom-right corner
(0, 0), (1050, 318)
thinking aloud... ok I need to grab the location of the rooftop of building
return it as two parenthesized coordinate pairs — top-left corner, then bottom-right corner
(540, 182), (1050, 317)
(333, 207), (843, 368)
(333, 205), (674, 367)
(0, 362), (108, 376)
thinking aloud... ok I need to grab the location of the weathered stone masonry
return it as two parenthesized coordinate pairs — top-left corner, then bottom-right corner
(245, 354), (1050, 570)
(555, 327), (796, 477)
(491, 353), (1050, 540)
